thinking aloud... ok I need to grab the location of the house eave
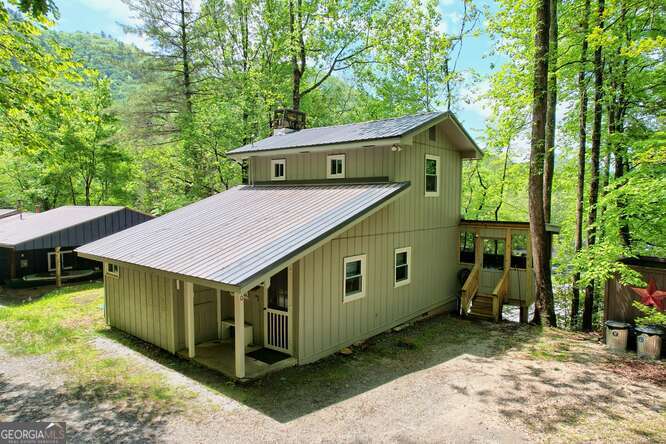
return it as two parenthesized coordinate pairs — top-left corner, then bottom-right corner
(399, 111), (483, 159)
(227, 137), (403, 160)
(75, 251), (243, 293)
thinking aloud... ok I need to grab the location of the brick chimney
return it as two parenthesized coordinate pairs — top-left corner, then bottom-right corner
(271, 108), (306, 136)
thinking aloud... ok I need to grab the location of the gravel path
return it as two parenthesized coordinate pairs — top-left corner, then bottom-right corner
(0, 349), (164, 442)
(1, 330), (664, 443)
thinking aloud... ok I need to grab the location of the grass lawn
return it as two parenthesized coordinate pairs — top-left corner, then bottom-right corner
(0, 284), (197, 419)
(0, 283), (664, 442)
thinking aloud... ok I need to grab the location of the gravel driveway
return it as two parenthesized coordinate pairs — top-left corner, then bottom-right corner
(1, 318), (664, 443)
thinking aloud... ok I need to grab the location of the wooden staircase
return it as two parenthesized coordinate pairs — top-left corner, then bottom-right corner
(468, 293), (499, 320)
(460, 263), (510, 322)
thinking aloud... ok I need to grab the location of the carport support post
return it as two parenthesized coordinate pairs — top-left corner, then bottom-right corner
(184, 282), (195, 358)
(9, 250), (16, 279)
(216, 289), (222, 339)
(234, 292), (245, 379)
(55, 246), (62, 288)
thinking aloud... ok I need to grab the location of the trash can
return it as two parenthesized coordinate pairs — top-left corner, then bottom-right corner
(635, 325), (664, 360)
(605, 320), (630, 352)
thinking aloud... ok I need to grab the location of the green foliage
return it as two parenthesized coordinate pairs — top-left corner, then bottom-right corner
(45, 31), (146, 98)
(470, 0), (666, 329)
(0, 3), (80, 154)
(632, 302), (666, 328)
(571, 242), (644, 289)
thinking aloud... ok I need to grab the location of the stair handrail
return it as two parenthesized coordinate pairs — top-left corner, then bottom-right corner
(491, 267), (511, 320)
(461, 264), (480, 314)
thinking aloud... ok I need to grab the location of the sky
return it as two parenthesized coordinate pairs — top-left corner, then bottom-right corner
(53, 0), (500, 137)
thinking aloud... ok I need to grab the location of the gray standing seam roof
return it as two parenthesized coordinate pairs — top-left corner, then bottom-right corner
(76, 182), (410, 289)
(229, 112), (446, 155)
(0, 209), (18, 219)
(0, 206), (125, 248)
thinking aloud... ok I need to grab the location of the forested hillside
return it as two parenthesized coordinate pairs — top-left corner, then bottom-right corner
(0, 0), (663, 330)
(46, 31), (145, 97)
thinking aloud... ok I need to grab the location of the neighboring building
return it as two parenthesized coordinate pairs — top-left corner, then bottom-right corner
(77, 110), (555, 380)
(0, 206), (152, 284)
(605, 256), (666, 324)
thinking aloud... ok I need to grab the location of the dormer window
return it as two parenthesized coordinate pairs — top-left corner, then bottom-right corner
(327, 154), (345, 179)
(271, 159), (286, 181)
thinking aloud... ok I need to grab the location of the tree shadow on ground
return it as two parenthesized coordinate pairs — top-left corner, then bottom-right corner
(472, 346), (664, 436)
(101, 314), (544, 423)
(0, 374), (173, 442)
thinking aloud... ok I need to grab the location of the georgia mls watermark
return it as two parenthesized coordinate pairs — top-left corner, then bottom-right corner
(0, 422), (66, 444)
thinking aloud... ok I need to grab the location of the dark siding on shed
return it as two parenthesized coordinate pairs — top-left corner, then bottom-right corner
(605, 262), (666, 323)
(0, 248), (10, 282)
(15, 208), (152, 251)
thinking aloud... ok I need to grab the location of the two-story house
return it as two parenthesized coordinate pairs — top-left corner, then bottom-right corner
(77, 110), (555, 380)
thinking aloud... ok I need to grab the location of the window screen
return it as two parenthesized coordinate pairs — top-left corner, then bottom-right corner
(459, 232), (475, 263)
(511, 233), (528, 269)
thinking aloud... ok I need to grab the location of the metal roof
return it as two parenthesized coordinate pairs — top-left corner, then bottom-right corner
(0, 212), (34, 226)
(77, 182), (410, 290)
(228, 111), (481, 158)
(0, 209), (18, 219)
(0, 206), (126, 248)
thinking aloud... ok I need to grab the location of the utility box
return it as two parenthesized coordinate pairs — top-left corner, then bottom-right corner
(605, 320), (630, 352)
(636, 326), (663, 360)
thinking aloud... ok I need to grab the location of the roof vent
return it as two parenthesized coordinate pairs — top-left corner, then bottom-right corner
(271, 108), (306, 136)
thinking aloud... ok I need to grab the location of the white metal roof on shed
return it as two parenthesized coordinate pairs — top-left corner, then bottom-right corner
(0, 206), (124, 248)
(77, 182), (410, 291)
(0, 209), (18, 219)
(0, 212), (34, 226)
(228, 111), (482, 159)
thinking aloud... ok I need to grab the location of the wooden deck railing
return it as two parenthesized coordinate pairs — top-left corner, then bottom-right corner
(461, 264), (480, 314)
(491, 268), (511, 321)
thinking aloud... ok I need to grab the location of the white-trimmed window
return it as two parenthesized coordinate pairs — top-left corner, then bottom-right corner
(271, 159), (286, 181)
(425, 154), (440, 197)
(47, 250), (73, 271)
(343, 254), (366, 302)
(327, 154), (345, 179)
(394, 247), (411, 287)
(106, 262), (120, 278)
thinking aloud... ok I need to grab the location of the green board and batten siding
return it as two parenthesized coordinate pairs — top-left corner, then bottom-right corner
(105, 267), (222, 353)
(250, 146), (395, 182)
(104, 266), (176, 352)
(274, 126), (464, 364)
(103, 122), (467, 366)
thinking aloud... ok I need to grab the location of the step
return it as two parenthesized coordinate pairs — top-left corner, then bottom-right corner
(469, 307), (495, 316)
(469, 311), (495, 320)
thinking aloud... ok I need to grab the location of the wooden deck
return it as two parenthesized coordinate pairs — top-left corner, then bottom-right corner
(178, 340), (297, 380)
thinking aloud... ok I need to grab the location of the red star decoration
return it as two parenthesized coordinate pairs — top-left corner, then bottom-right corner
(630, 277), (666, 311)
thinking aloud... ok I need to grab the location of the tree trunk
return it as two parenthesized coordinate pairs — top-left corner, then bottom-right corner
(289, 0), (304, 111)
(528, 0), (556, 327)
(582, 0), (605, 332)
(613, 3), (631, 247)
(68, 177), (77, 205)
(180, 0), (193, 115)
(494, 140), (512, 221)
(85, 184), (91, 206)
(543, 0), (558, 224)
(571, 0), (591, 328)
